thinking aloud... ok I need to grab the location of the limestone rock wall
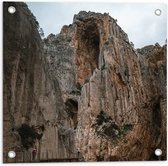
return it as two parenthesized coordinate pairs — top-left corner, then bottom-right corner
(72, 13), (167, 161)
(44, 11), (166, 161)
(3, 2), (77, 162)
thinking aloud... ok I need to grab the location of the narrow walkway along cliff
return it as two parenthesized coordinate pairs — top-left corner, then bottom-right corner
(3, 2), (167, 162)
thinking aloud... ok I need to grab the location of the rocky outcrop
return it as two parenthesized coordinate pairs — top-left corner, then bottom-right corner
(3, 3), (166, 162)
(44, 11), (166, 161)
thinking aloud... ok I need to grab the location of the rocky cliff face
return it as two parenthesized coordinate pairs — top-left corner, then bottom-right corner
(3, 2), (77, 162)
(3, 2), (166, 162)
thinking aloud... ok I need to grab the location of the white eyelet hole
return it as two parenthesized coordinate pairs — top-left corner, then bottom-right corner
(8, 6), (16, 14)
(155, 9), (162, 16)
(155, 149), (162, 156)
(8, 151), (16, 158)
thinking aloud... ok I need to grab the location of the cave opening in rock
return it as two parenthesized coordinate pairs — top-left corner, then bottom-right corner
(76, 21), (100, 85)
(65, 99), (78, 128)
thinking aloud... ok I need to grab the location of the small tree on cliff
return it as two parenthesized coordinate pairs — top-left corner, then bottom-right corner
(38, 28), (45, 38)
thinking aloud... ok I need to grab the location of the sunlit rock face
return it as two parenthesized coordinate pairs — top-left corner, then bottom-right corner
(44, 11), (167, 161)
(4, 2), (166, 162)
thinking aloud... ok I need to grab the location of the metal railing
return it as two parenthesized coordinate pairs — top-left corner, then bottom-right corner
(3, 151), (81, 163)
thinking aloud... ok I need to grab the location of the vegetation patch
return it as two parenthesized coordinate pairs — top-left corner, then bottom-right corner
(95, 111), (133, 145)
(17, 124), (43, 149)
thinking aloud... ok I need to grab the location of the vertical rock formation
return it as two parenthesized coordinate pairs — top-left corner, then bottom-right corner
(3, 3), (166, 162)
(3, 2), (77, 162)
(44, 11), (166, 161)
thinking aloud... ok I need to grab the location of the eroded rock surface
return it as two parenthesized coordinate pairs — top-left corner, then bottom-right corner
(3, 2), (77, 162)
(3, 3), (166, 162)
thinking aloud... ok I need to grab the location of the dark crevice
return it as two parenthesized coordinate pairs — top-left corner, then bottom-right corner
(76, 20), (100, 85)
(151, 99), (162, 140)
(65, 99), (78, 129)
(149, 99), (162, 161)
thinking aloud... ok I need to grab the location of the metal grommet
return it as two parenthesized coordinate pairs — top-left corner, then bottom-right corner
(8, 151), (16, 158)
(154, 9), (162, 16)
(8, 6), (16, 14)
(155, 149), (162, 156)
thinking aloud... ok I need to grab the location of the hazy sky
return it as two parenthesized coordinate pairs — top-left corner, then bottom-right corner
(27, 2), (167, 48)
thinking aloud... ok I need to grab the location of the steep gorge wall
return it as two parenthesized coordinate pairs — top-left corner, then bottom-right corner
(44, 11), (167, 161)
(3, 2), (77, 162)
(3, 3), (166, 162)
